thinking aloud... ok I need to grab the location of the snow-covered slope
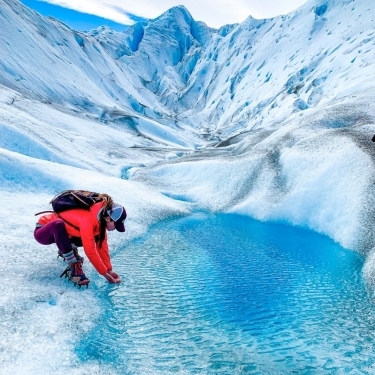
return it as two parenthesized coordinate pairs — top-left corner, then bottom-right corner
(167, 0), (375, 136)
(0, 0), (205, 153)
(0, 0), (374, 271)
(2, 0), (374, 142)
(0, 0), (375, 276)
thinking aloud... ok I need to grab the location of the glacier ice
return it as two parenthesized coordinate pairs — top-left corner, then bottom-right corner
(0, 0), (375, 372)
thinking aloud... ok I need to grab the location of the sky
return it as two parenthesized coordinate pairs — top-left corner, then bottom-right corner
(20, 0), (308, 31)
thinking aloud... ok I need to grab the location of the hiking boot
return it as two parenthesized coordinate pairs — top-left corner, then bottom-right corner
(60, 261), (90, 288)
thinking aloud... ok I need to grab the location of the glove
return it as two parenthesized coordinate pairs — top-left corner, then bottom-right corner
(103, 272), (121, 284)
(372, 134), (375, 142)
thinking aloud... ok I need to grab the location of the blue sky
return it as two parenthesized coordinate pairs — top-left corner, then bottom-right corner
(20, 0), (308, 31)
(20, 0), (144, 31)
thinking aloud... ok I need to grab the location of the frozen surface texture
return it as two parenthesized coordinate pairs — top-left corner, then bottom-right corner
(1, 0), (375, 372)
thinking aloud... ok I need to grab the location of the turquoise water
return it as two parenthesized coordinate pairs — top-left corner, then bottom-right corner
(78, 213), (375, 374)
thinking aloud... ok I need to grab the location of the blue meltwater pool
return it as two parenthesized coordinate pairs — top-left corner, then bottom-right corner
(77, 213), (375, 374)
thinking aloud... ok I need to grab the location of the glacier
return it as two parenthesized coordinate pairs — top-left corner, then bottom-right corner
(0, 0), (375, 372)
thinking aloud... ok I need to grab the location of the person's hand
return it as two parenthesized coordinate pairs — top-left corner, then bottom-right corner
(103, 271), (121, 284)
(108, 270), (120, 280)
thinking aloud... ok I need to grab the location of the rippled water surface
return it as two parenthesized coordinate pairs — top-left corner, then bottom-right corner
(78, 213), (375, 374)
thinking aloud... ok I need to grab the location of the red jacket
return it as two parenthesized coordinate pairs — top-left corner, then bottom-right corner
(38, 201), (112, 275)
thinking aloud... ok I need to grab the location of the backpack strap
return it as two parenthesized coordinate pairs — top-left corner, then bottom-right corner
(70, 191), (93, 207)
(35, 210), (55, 216)
(56, 214), (80, 231)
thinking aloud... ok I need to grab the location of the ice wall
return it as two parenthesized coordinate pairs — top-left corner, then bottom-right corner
(1, 0), (375, 145)
(131, 96), (375, 258)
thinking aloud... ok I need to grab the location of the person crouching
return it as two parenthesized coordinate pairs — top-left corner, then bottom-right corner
(34, 196), (126, 287)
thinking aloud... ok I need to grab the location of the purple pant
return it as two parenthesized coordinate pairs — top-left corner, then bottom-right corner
(34, 219), (72, 255)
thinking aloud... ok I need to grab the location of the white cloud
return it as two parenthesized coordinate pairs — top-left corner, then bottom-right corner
(38, 0), (308, 28)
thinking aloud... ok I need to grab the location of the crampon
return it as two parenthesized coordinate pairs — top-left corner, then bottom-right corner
(60, 261), (90, 288)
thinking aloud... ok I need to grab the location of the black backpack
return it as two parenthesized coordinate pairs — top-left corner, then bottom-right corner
(50, 190), (103, 213)
(35, 190), (106, 229)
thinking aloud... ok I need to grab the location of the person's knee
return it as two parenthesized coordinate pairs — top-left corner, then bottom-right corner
(54, 219), (67, 231)
(34, 224), (56, 245)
